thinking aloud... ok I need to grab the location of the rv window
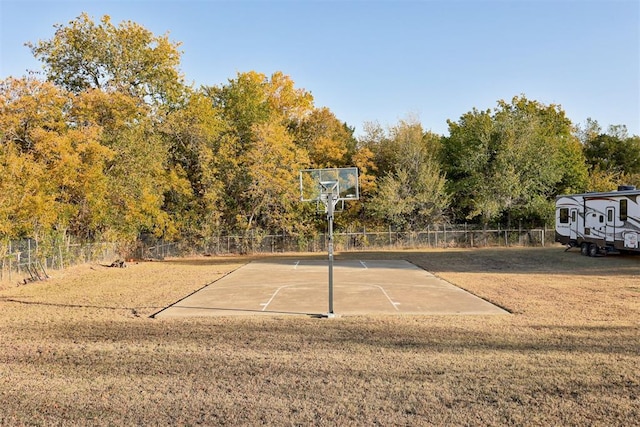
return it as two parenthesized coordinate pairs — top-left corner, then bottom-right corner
(620, 199), (628, 221)
(599, 215), (604, 223)
(607, 209), (613, 222)
(571, 210), (576, 222)
(559, 208), (569, 224)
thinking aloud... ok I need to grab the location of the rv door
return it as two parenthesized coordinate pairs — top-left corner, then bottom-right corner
(605, 207), (615, 244)
(570, 208), (578, 240)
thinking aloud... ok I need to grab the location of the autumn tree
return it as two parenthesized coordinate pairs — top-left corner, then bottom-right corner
(207, 71), (313, 146)
(71, 89), (180, 241)
(291, 107), (356, 168)
(576, 120), (640, 192)
(0, 78), (66, 242)
(0, 77), (111, 242)
(205, 71), (315, 234)
(0, 137), (53, 241)
(27, 13), (192, 243)
(240, 122), (310, 233)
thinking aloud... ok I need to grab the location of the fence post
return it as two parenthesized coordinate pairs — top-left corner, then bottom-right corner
(58, 245), (64, 269)
(464, 223), (467, 246)
(363, 226), (367, 249)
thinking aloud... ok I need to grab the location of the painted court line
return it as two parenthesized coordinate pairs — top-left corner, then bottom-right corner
(261, 285), (294, 311)
(359, 260), (368, 269)
(370, 284), (399, 310)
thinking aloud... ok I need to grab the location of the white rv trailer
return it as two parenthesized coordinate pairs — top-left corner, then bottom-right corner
(555, 186), (640, 256)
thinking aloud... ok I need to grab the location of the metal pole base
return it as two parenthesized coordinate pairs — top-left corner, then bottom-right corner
(311, 312), (338, 319)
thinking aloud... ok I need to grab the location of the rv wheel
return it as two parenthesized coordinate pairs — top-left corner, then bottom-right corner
(588, 244), (599, 257)
(580, 242), (589, 256)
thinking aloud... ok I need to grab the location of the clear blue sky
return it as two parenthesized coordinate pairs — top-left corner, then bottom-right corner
(1, 0), (638, 137)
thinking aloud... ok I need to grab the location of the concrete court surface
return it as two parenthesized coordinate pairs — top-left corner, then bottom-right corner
(154, 259), (509, 318)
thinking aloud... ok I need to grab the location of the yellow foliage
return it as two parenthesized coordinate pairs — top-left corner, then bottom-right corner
(266, 71), (314, 122)
(0, 144), (56, 239)
(72, 89), (144, 131)
(352, 146), (377, 196)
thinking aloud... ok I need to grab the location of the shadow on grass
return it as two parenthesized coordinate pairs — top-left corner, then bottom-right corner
(13, 315), (639, 358)
(0, 297), (155, 317)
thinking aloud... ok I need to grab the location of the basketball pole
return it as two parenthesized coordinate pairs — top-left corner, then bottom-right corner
(327, 193), (335, 316)
(300, 168), (359, 319)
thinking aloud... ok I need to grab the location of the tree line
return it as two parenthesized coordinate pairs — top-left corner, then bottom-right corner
(1, 13), (639, 248)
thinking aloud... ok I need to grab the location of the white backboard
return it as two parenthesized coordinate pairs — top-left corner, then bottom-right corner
(300, 167), (359, 202)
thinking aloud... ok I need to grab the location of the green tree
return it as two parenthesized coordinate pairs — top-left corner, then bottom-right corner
(160, 89), (227, 241)
(583, 123), (640, 176)
(28, 13), (184, 104)
(575, 117), (602, 145)
(364, 119), (448, 230)
(442, 95), (588, 227)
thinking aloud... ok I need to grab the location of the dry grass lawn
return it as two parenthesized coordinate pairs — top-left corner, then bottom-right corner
(1, 246), (638, 425)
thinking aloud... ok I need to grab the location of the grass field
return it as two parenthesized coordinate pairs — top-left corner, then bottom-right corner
(0, 246), (638, 425)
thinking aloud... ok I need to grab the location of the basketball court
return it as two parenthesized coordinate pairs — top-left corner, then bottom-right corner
(153, 259), (509, 318)
(155, 168), (507, 318)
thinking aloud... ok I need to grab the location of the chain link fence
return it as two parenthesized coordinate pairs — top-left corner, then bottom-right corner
(1, 225), (554, 283)
(196, 225), (554, 255)
(0, 239), (119, 283)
